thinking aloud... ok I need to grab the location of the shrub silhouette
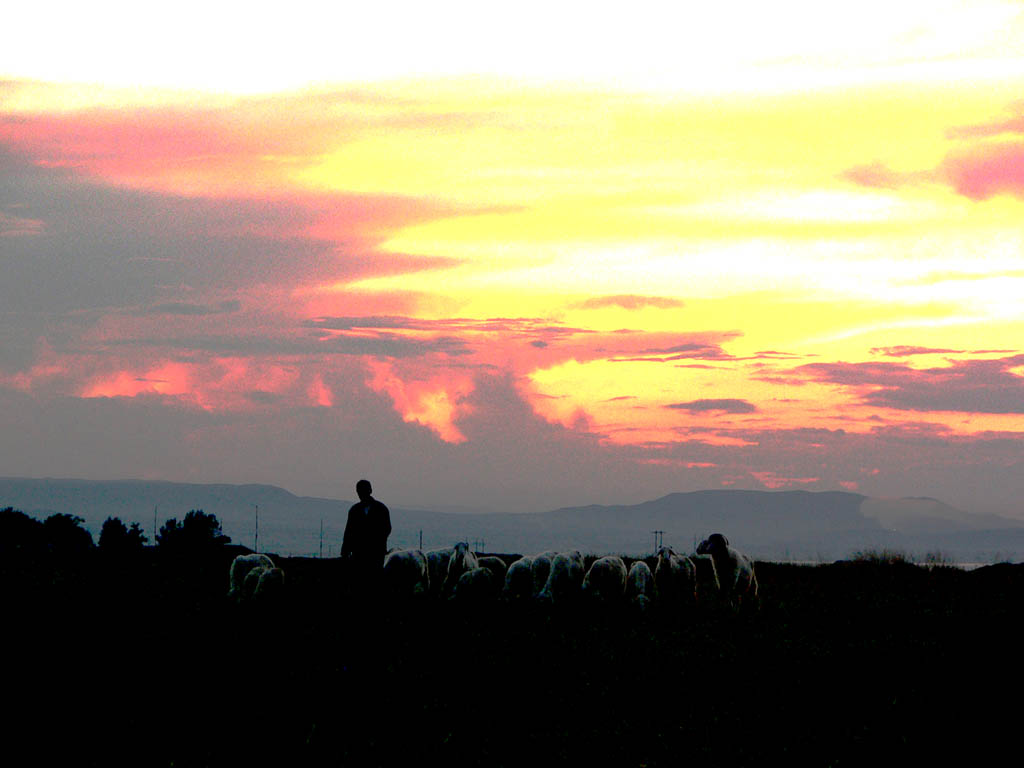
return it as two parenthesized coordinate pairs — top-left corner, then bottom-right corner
(156, 509), (229, 553)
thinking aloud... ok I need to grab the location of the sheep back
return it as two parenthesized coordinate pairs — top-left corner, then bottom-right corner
(383, 549), (430, 597)
(581, 556), (628, 601)
(503, 556), (534, 600)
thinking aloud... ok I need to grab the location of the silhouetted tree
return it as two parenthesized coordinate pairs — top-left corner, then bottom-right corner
(156, 510), (229, 553)
(100, 516), (128, 548)
(0, 507), (46, 560)
(127, 521), (147, 547)
(156, 517), (182, 548)
(99, 516), (148, 554)
(43, 513), (95, 558)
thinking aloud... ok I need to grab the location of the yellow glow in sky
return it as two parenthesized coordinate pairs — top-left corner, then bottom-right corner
(3, 0), (1024, 497)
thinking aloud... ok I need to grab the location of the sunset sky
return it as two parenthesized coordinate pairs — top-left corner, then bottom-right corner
(3, 1), (1024, 514)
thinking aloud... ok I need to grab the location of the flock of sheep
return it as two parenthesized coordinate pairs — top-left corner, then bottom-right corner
(226, 533), (758, 610)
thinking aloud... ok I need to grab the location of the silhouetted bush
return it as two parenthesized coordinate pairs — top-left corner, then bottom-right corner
(850, 548), (913, 565)
(156, 509), (230, 554)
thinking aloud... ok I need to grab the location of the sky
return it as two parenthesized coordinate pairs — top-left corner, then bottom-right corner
(2, 1), (1024, 515)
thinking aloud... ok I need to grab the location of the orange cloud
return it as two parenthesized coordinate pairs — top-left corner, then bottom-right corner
(308, 375), (334, 408)
(77, 356), (337, 412)
(364, 359), (474, 443)
(750, 472), (820, 489)
(82, 362), (197, 401)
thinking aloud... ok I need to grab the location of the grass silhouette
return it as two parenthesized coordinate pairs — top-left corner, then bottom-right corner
(5, 546), (1022, 766)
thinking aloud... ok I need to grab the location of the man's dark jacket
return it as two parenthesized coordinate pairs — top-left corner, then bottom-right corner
(341, 497), (391, 564)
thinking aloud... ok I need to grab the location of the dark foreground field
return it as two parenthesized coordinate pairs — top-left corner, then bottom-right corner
(7, 549), (1024, 766)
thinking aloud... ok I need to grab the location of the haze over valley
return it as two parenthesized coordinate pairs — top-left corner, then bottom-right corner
(4, 476), (1022, 562)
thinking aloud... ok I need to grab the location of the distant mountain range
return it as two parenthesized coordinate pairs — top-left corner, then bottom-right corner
(2, 476), (1023, 562)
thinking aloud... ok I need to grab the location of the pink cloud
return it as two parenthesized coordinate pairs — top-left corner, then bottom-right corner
(946, 105), (1024, 139)
(0, 108), (317, 191)
(870, 346), (963, 357)
(575, 294), (684, 310)
(940, 142), (1024, 200)
(844, 103), (1024, 202)
(0, 210), (44, 237)
(665, 399), (757, 414)
(796, 355), (1024, 414)
(844, 143), (1024, 202)
(840, 162), (909, 189)
(0, 86), (506, 200)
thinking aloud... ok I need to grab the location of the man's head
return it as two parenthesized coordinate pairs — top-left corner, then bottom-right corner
(356, 479), (372, 501)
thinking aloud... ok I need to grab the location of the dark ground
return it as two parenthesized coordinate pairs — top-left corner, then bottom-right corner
(6, 549), (1023, 766)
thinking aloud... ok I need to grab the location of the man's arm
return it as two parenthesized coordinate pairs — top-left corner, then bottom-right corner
(340, 505), (355, 558)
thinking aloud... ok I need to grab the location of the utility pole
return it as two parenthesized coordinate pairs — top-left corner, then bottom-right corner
(319, 518), (324, 559)
(652, 530), (665, 552)
(419, 529), (423, 551)
(251, 503), (259, 553)
(153, 505), (158, 543)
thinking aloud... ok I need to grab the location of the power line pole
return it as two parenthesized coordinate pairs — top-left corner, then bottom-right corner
(319, 518), (324, 559)
(652, 530), (664, 552)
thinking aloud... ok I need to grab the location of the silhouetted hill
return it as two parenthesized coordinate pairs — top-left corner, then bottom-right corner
(1, 477), (1021, 561)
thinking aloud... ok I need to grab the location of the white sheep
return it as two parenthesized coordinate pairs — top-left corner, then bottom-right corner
(382, 549), (430, 597)
(581, 555), (628, 602)
(530, 553), (554, 597)
(443, 542), (479, 595)
(477, 555), (508, 584)
(691, 552), (721, 602)
(654, 546), (697, 605)
(503, 556), (535, 600)
(695, 533), (758, 607)
(252, 566), (286, 601)
(425, 548), (452, 597)
(626, 560), (657, 610)
(228, 553), (276, 600)
(450, 566), (500, 601)
(537, 550), (586, 603)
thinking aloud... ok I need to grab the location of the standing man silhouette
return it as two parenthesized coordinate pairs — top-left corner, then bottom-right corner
(341, 479), (391, 597)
